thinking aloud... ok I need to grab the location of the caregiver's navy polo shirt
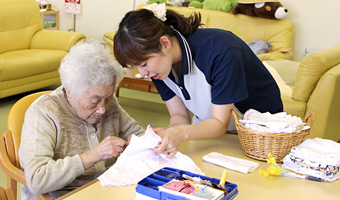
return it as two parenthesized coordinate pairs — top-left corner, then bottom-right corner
(152, 28), (283, 124)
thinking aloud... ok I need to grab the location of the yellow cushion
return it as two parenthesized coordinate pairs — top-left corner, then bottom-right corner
(31, 30), (86, 51)
(0, 0), (42, 54)
(264, 60), (299, 87)
(103, 31), (116, 54)
(281, 96), (306, 118)
(0, 50), (67, 81)
(0, 70), (60, 98)
(204, 10), (294, 51)
(262, 60), (305, 117)
(166, 6), (294, 49)
(262, 62), (291, 94)
(293, 43), (340, 102)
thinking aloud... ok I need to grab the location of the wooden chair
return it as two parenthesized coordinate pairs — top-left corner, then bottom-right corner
(0, 91), (53, 200)
(0, 186), (15, 200)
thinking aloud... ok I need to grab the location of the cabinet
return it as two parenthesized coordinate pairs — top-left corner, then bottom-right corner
(115, 68), (158, 97)
(116, 77), (158, 97)
(40, 10), (59, 30)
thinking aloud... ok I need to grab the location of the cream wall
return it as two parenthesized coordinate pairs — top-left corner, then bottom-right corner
(50, 0), (135, 40)
(281, 0), (340, 61)
(50, 0), (340, 61)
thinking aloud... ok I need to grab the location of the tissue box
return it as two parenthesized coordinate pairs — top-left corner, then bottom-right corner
(135, 167), (238, 200)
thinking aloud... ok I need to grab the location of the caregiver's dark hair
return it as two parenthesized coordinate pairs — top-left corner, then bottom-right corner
(114, 8), (202, 68)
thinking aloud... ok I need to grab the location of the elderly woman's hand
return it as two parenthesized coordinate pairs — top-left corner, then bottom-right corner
(80, 136), (128, 170)
(96, 136), (128, 159)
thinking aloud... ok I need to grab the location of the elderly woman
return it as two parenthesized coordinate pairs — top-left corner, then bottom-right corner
(18, 39), (144, 199)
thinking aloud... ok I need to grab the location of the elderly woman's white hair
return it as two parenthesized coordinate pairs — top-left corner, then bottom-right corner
(59, 39), (123, 98)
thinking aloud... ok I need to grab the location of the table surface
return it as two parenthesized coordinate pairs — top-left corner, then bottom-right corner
(58, 134), (340, 200)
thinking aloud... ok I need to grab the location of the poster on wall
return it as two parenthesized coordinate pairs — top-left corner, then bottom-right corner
(65, 0), (81, 14)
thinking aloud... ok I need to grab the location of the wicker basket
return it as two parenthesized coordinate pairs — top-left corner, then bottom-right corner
(232, 110), (314, 162)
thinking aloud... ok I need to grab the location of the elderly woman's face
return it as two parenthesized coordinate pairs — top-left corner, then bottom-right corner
(66, 83), (116, 124)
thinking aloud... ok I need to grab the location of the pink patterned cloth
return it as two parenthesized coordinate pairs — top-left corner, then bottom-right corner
(163, 180), (193, 194)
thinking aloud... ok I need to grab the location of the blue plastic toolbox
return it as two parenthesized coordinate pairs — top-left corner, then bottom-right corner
(135, 167), (238, 200)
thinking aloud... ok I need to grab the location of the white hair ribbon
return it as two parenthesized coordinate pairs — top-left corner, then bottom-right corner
(143, 3), (167, 22)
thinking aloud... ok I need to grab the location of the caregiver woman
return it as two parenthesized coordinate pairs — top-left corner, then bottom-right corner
(113, 3), (283, 158)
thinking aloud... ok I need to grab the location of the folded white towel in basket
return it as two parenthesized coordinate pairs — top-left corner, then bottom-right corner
(239, 109), (309, 133)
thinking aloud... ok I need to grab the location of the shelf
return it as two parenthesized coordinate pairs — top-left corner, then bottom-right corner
(40, 10), (59, 30)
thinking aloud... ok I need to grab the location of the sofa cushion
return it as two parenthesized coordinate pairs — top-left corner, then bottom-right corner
(262, 60), (305, 117)
(0, 0), (42, 54)
(281, 96), (306, 118)
(293, 43), (340, 102)
(134, 4), (294, 61)
(205, 9), (294, 51)
(262, 61), (293, 97)
(0, 49), (67, 81)
(163, 6), (293, 52)
(264, 60), (299, 87)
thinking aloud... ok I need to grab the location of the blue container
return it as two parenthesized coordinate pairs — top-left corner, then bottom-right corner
(136, 167), (238, 200)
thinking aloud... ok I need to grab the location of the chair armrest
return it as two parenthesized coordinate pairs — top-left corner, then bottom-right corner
(306, 65), (340, 141)
(1, 132), (52, 200)
(30, 30), (86, 52)
(103, 31), (116, 52)
(0, 132), (26, 186)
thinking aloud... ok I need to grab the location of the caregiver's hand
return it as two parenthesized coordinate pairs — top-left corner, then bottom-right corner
(153, 126), (186, 159)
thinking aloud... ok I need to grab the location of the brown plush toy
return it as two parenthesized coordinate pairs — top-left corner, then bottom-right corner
(232, 0), (288, 20)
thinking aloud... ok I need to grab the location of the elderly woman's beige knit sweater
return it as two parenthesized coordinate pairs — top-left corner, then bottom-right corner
(19, 86), (144, 199)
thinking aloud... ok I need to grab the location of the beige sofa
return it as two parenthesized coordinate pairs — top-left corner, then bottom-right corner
(263, 43), (340, 142)
(0, 0), (85, 99)
(104, 4), (294, 61)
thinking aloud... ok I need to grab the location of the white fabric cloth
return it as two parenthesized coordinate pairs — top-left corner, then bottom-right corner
(143, 3), (167, 21)
(282, 138), (340, 182)
(240, 109), (309, 133)
(289, 138), (340, 166)
(202, 152), (259, 174)
(98, 125), (203, 186)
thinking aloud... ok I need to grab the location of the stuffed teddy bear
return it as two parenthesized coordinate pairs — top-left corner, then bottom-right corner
(189, 0), (238, 12)
(232, 0), (288, 19)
